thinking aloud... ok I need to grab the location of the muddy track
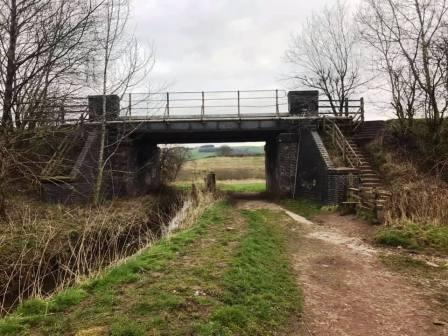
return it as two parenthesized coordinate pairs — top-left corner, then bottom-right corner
(236, 199), (448, 336)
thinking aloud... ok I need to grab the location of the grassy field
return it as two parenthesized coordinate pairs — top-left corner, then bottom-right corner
(0, 201), (302, 335)
(178, 156), (265, 181)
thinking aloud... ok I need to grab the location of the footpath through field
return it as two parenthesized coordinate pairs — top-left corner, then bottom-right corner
(236, 199), (448, 336)
(1, 196), (447, 335)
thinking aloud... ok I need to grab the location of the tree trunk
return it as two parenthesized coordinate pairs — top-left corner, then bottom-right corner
(2, 0), (18, 127)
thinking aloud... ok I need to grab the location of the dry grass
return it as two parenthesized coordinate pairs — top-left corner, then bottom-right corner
(385, 179), (448, 227)
(177, 156), (265, 181)
(367, 139), (448, 227)
(0, 194), (179, 315)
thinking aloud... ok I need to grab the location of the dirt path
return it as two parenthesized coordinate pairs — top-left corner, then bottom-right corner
(236, 200), (448, 336)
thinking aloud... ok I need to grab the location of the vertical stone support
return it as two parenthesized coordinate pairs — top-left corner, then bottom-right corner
(265, 133), (299, 196)
(108, 134), (161, 196)
(88, 95), (120, 121)
(288, 91), (319, 115)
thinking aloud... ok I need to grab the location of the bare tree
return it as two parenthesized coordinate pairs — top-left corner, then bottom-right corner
(360, 0), (448, 141)
(359, 1), (421, 135)
(159, 146), (189, 183)
(0, 0), (100, 128)
(285, 0), (364, 115)
(90, 0), (155, 204)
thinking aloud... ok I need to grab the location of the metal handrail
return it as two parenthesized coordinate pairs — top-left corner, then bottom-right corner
(123, 90), (289, 119)
(322, 116), (362, 168)
(15, 91), (365, 125)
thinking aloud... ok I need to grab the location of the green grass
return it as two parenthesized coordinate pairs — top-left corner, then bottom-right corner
(0, 202), (302, 335)
(171, 181), (266, 193)
(375, 224), (448, 253)
(279, 198), (322, 219)
(196, 210), (302, 335)
(218, 182), (266, 193)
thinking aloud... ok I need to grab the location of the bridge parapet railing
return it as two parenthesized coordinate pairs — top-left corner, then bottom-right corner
(14, 91), (365, 124)
(15, 96), (89, 126)
(119, 90), (290, 120)
(318, 97), (365, 130)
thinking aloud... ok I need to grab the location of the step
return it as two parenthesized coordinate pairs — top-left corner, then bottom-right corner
(361, 183), (382, 188)
(361, 177), (381, 182)
(361, 174), (379, 179)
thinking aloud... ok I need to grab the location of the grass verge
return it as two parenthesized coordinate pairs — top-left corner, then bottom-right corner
(0, 202), (302, 336)
(375, 223), (448, 254)
(218, 182), (266, 193)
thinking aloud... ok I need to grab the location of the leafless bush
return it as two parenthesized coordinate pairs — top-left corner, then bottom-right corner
(0, 186), (214, 315)
(0, 127), (80, 217)
(0, 196), (161, 314)
(368, 138), (448, 227)
(160, 146), (189, 183)
(385, 179), (448, 227)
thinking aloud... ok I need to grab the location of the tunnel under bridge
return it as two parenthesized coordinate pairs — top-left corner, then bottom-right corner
(40, 90), (363, 205)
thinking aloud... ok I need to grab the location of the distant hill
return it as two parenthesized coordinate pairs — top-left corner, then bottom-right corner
(188, 145), (264, 160)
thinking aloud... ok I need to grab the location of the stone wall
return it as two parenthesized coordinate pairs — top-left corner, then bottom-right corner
(295, 128), (359, 204)
(265, 127), (359, 205)
(265, 134), (299, 196)
(41, 126), (162, 204)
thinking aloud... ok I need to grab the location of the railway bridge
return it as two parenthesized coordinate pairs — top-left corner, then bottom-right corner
(40, 90), (364, 205)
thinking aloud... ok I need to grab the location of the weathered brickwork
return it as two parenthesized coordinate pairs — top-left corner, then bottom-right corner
(41, 99), (162, 204)
(265, 128), (359, 205)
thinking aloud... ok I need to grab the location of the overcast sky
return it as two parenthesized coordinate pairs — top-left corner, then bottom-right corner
(131, 0), (363, 90)
(128, 0), (384, 145)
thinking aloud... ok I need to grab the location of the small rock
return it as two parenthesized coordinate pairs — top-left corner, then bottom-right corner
(226, 227), (235, 231)
(425, 261), (439, 268)
(194, 290), (206, 296)
(433, 320), (446, 326)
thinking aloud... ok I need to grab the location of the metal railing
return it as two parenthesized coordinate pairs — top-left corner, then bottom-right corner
(15, 96), (89, 126)
(322, 116), (363, 168)
(9, 91), (365, 125)
(119, 90), (289, 120)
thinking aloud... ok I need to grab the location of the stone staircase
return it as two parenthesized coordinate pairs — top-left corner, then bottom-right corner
(352, 120), (387, 144)
(322, 117), (390, 218)
(345, 137), (390, 213)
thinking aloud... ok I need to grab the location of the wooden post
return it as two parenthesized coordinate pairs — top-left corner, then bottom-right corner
(205, 172), (216, 193)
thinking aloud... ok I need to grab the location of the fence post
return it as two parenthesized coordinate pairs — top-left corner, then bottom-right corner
(237, 91), (241, 119)
(201, 91), (205, 120)
(166, 92), (170, 118)
(275, 89), (279, 117)
(128, 93), (132, 118)
(344, 98), (349, 117)
(360, 97), (365, 122)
